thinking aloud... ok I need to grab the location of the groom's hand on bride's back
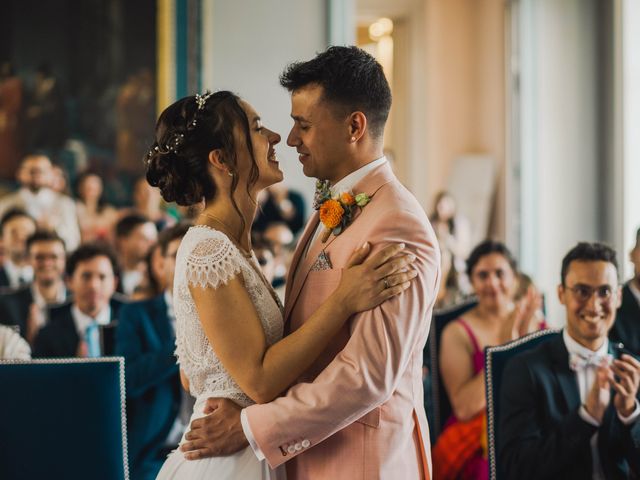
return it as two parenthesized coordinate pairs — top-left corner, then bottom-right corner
(180, 397), (248, 459)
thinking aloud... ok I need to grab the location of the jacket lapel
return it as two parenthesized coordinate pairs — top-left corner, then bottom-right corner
(284, 212), (320, 323)
(61, 306), (80, 355)
(284, 162), (396, 326)
(550, 336), (582, 411)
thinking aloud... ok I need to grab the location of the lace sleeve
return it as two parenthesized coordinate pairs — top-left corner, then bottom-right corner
(184, 234), (244, 289)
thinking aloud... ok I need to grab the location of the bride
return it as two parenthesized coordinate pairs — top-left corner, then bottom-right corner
(147, 91), (417, 479)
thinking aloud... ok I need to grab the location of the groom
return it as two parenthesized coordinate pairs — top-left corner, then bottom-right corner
(181, 46), (440, 479)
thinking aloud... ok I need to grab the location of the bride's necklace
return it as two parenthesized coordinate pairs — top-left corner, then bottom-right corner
(198, 212), (283, 310)
(198, 212), (252, 258)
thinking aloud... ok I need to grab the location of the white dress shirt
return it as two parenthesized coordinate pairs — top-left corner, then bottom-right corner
(241, 156), (388, 461)
(30, 283), (67, 329)
(563, 329), (640, 479)
(121, 270), (144, 296)
(3, 260), (33, 289)
(71, 304), (112, 338)
(306, 156), (387, 255)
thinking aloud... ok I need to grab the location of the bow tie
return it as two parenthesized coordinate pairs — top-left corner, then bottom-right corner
(569, 352), (612, 372)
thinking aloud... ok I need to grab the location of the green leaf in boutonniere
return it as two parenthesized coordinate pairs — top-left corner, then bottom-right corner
(355, 193), (371, 207)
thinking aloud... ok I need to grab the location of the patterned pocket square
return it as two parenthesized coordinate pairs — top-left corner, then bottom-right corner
(311, 250), (332, 271)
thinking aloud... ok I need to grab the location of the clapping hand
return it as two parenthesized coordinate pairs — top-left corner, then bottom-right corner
(611, 354), (640, 418)
(584, 359), (613, 424)
(25, 303), (44, 345)
(509, 285), (543, 339)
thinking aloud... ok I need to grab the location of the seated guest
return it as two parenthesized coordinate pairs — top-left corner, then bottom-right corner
(116, 223), (191, 480)
(499, 242), (640, 479)
(131, 176), (176, 232)
(514, 271), (547, 327)
(32, 243), (125, 357)
(0, 154), (80, 250)
(430, 190), (472, 284)
(0, 209), (37, 289)
(262, 221), (294, 288)
(252, 183), (306, 237)
(609, 227), (640, 355)
(115, 213), (157, 296)
(433, 240), (544, 480)
(74, 171), (119, 244)
(0, 230), (68, 343)
(435, 246), (468, 310)
(130, 242), (165, 301)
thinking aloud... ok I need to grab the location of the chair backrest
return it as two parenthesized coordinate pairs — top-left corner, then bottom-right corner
(485, 329), (560, 480)
(426, 298), (478, 439)
(0, 357), (129, 480)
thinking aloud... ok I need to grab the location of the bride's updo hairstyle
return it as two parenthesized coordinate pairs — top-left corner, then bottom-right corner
(145, 91), (260, 211)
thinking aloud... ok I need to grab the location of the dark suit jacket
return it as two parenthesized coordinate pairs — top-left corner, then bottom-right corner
(0, 285), (33, 337)
(0, 266), (10, 289)
(610, 283), (640, 355)
(0, 286), (69, 339)
(115, 294), (181, 480)
(32, 296), (126, 358)
(499, 334), (640, 480)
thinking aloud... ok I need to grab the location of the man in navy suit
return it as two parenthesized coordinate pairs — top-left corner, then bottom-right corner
(609, 227), (640, 355)
(0, 208), (36, 289)
(116, 223), (192, 480)
(0, 230), (68, 344)
(499, 242), (640, 479)
(33, 243), (125, 357)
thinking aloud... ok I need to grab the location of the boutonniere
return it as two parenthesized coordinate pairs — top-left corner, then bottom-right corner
(313, 180), (371, 243)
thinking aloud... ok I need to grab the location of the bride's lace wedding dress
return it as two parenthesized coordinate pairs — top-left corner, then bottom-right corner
(157, 226), (285, 479)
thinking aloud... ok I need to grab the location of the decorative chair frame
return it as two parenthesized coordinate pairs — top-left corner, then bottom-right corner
(485, 329), (559, 480)
(0, 356), (129, 480)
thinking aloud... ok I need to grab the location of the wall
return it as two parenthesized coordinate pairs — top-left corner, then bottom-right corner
(423, 0), (506, 238)
(201, 0), (327, 205)
(519, 0), (601, 325)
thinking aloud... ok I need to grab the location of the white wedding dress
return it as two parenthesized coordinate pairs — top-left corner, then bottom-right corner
(157, 226), (286, 480)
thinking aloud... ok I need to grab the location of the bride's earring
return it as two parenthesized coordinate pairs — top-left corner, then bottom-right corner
(228, 170), (235, 177)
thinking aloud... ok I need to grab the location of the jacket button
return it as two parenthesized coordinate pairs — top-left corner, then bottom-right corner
(287, 445), (296, 454)
(301, 439), (311, 448)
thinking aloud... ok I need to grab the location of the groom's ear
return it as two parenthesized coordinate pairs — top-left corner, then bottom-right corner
(347, 111), (367, 143)
(207, 149), (227, 171)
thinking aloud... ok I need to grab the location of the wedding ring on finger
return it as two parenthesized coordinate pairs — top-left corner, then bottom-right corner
(383, 277), (390, 290)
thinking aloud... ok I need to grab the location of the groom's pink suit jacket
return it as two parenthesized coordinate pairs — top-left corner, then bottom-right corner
(245, 162), (440, 479)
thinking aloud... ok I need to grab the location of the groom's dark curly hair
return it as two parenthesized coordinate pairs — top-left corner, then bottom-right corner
(280, 46), (392, 139)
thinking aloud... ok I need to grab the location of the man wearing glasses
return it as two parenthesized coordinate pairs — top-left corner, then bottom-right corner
(499, 242), (640, 479)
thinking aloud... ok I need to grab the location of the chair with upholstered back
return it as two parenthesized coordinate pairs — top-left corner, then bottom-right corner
(425, 298), (478, 440)
(0, 357), (129, 480)
(485, 329), (559, 480)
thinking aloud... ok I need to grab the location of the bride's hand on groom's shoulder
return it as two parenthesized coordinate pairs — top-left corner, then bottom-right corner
(180, 397), (248, 460)
(335, 242), (418, 315)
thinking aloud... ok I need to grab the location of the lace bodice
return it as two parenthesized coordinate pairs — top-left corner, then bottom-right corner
(173, 226), (284, 407)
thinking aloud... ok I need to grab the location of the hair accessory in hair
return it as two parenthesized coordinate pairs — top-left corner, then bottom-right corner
(145, 133), (185, 162)
(195, 90), (213, 110)
(188, 90), (214, 129)
(145, 90), (214, 164)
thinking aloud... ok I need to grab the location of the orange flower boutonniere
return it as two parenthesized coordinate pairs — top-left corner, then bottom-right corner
(313, 180), (371, 243)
